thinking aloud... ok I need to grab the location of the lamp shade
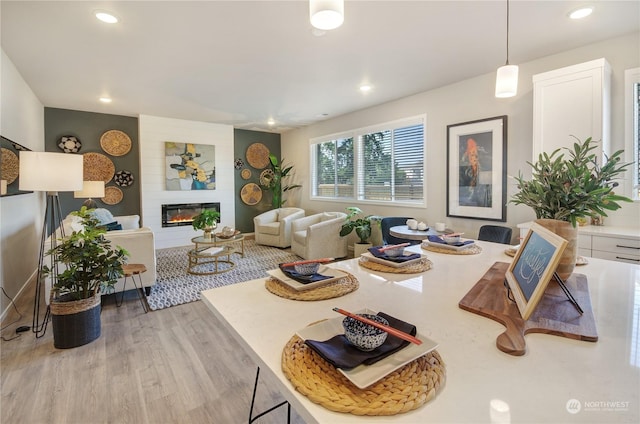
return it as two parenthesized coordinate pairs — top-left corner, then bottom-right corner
(19, 151), (83, 192)
(495, 64), (519, 98)
(310, 0), (344, 30)
(74, 180), (105, 198)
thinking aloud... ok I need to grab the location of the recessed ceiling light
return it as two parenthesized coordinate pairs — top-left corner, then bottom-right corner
(360, 85), (372, 92)
(267, 119), (275, 126)
(95, 11), (119, 24)
(99, 97), (112, 103)
(568, 7), (593, 20)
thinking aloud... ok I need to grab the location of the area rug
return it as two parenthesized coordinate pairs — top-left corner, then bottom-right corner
(147, 240), (300, 311)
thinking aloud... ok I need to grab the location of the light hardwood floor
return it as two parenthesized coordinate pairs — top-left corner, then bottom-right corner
(1, 283), (306, 424)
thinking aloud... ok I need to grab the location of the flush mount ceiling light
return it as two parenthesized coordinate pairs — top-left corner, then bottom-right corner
(95, 10), (119, 24)
(99, 97), (112, 103)
(495, 0), (519, 98)
(310, 0), (344, 30)
(359, 85), (372, 92)
(569, 6), (593, 20)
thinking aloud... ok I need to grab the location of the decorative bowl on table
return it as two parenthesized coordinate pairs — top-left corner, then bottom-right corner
(217, 226), (239, 239)
(382, 246), (405, 257)
(293, 262), (320, 275)
(442, 234), (461, 245)
(342, 314), (389, 351)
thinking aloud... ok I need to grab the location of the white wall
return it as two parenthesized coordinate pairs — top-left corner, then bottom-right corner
(282, 32), (640, 243)
(0, 49), (45, 318)
(138, 115), (235, 249)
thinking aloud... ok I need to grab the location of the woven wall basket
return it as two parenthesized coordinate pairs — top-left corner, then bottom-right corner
(50, 294), (101, 349)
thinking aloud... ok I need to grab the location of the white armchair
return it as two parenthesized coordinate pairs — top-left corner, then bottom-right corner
(253, 207), (305, 248)
(291, 212), (348, 260)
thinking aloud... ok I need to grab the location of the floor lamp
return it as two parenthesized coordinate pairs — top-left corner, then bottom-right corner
(74, 180), (105, 209)
(19, 151), (83, 338)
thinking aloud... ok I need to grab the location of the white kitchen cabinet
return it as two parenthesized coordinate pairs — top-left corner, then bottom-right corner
(532, 58), (611, 164)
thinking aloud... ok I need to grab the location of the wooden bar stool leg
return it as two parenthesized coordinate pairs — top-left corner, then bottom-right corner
(117, 264), (149, 313)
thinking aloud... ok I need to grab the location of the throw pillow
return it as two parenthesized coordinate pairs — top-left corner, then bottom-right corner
(90, 208), (115, 225)
(103, 221), (122, 231)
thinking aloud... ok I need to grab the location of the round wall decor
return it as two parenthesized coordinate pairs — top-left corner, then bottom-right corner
(114, 170), (134, 187)
(259, 169), (275, 187)
(102, 186), (123, 205)
(240, 182), (263, 205)
(57, 136), (82, 153)
(245, 143), (270, 169)
(100, 130), (132, 156)
(240, 168), (252, 180)
(0, 148), (19, 184)
(83, 152), (115, 183)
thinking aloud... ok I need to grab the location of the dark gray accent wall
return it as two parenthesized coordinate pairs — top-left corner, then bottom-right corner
(44, 108), (140, 218)
(233, 129), (280, 233)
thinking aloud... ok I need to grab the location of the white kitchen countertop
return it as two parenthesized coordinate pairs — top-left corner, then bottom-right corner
(201, 241), (639, 423)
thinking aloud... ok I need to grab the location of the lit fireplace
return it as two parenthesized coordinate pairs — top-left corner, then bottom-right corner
(161, 202), (220, 228)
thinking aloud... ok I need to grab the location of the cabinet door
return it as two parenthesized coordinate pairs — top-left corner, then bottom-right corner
(532, 58), (610, 163)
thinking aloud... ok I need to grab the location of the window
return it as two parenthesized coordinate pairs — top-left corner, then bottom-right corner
(625, 68), (640, 200)
(311, 116), (425, 206)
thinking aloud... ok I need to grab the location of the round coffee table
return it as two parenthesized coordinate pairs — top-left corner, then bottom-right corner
(187, 245), (235, 275)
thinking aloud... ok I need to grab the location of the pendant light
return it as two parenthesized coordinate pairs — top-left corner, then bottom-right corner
(310, 0), (344, 30)
(495, 0), (518, 98)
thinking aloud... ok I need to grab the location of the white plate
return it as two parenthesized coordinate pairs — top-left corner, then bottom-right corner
(266, 266), (348, 292)
(296, 309), (438, 389)
(422, 238), (475, 251)
(360, 251), (427, 268)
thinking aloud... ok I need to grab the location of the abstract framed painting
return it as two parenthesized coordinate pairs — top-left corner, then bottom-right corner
(165, 142), (216, 191)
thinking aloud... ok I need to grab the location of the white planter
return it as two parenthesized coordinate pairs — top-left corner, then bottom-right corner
(353, 242), (372, 258)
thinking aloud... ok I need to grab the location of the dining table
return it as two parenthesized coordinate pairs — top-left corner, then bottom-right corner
(201, 240), (639, 423)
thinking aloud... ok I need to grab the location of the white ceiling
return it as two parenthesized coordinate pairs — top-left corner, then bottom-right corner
(2, 1), (639, 134)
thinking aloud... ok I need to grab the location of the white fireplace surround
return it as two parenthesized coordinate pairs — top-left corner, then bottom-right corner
(139, 115), (235, 249)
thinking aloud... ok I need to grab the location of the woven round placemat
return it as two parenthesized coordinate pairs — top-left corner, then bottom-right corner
(421, 243), (483, 255)
(358, 257), (433, 273)
(100, 130), (132, 156)
(282, 335), (445, 416)
(0, 147), (19, 184)
(102, 185), (123, 205)
(83, 152), (115, 183)
(246, 142), (270, 169)
(265, 272), (358, 301)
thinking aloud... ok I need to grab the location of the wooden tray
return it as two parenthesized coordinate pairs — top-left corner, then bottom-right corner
(458, 261), (597, 356)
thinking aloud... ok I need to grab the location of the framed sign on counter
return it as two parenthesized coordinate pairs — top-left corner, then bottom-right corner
(505, 222), (568, 320)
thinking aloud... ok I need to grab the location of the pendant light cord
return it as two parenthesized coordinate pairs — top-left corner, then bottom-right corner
(505, 0), (510, 66)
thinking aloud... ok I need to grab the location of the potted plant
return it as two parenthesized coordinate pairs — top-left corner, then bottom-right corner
(510, 136), (632, 278)
(259, 153), (302, 208)
(192, 208), (220, 240)
(43, 207), (128, 348)
(339, 206), (377, 256)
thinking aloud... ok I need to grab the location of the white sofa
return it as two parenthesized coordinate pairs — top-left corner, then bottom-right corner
(47, 211), (157, 298)
(291, 212), (348, 259)
(253, 207), (305, 248)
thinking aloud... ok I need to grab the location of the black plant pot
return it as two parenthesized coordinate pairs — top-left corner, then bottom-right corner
(50, 293), (101, 349)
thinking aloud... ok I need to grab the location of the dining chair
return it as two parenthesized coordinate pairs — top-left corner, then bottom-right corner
(381, 216), (418, 245)
(478, 225), (512, 245)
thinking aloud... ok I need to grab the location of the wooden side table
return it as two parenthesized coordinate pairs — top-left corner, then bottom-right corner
(116, 263), (149, 313)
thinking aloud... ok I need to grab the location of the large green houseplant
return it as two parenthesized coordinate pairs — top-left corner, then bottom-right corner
(259, 153), (302, 208)
(511, 136), (632, 278)
(44, 207), (128, 348)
